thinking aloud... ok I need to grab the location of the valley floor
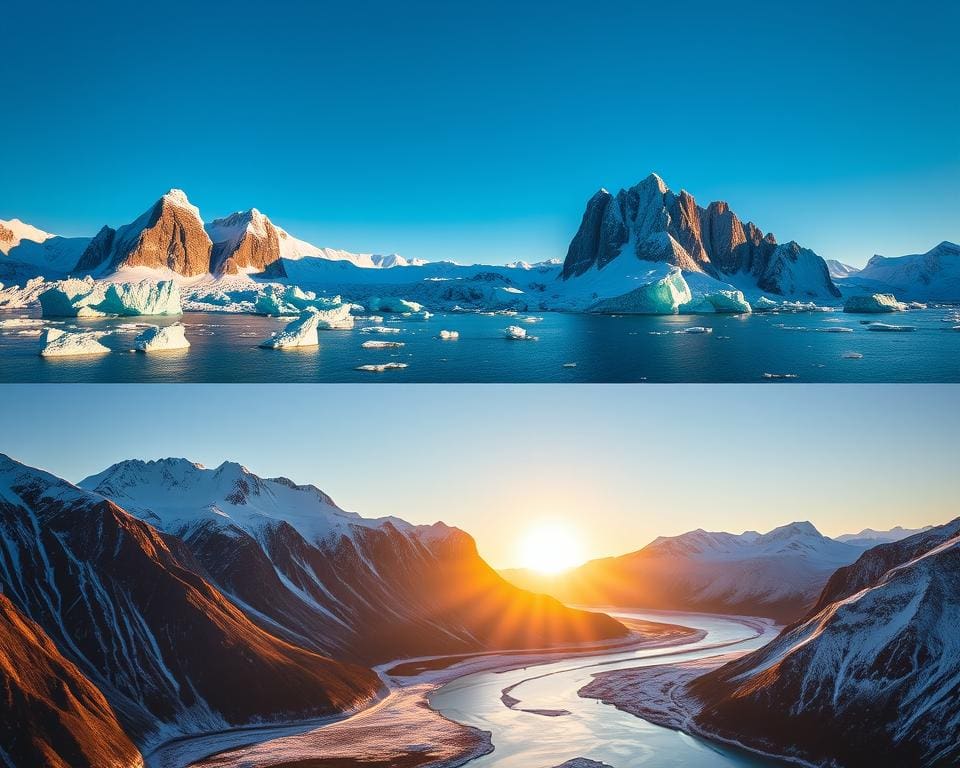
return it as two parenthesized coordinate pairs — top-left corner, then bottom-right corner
(148, 619), (696, 768)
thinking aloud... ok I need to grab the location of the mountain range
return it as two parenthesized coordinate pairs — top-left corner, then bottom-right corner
(3, 180), (956, 305)
(0, 454), (624, 765)
(502, 521), (929, 623)
(691, 517), (960, 766)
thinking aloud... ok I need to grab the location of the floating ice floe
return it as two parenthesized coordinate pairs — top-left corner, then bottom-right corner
(843, 293), (907, 313)
(762, 372), (799, 379)
(38, 278), (182, 317)
(259, 309), (324, 348)
(439, 330), (459, 340)
(368, 297), (424, 313)
(361, 340), (404, 349)
(650, 326), (713, 335)
(521, 316), (543, 323)
(681, 289), (752, 314)
(843, 352), (864, 359)
(504, 325), (537, 340)
(253, 285), (345, 316)
(356, 362), (408, 372)
(866, 322), (917, 332)
(401, 310), (433, 322)
(38, 328), (111, 357)
(361, 326), (401, 334)
(563, 362), (577, 368)
(134, 324), (190, 352)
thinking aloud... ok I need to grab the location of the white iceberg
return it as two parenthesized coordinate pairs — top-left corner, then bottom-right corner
(752, 296), (780, 311)
(313, 303), (355, 329)
(368, 297), (423, 313)
(356, 362), (408, 372)
(253, 285), (343, 316)
(361, 340), (404, 349)
(505, 325), (537, 340)
(682, 289), (752, 314)
(361, 326), (401, 334)
(38, 328), (111, 357)
(439, 330), (459, 340)
(588, 268), (693, 314)
(134, 324), (190, 352)
(843, 293), (907, 313)
(401, 310), (433, 322)
(38, 278), (182, 317)
(259, 309), (323, 348)
(866, 322), (916, 332)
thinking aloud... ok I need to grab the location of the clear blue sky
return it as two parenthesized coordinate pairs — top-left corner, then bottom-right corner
(1, 384), (956, 567)
(2, 1), (957, 266)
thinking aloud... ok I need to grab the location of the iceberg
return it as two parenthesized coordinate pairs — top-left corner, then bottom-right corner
(38, 328), (111, 357)
(505, 325), (537, 340)
(439, 330), (459, 340)
(588, 268), (693, 314)
(752, 296), (780, 311)
(866, 322), (916, 332)
(259, 309), (323, 348)
(368, 297), (424, 313)
(401, 310), (432, 322)
(682, 289), (752, 314)
(361, 340), (404, 349)
(843, 293), (906, 313)
(134, 324), (190, 352)
(38, 278), (182, 317)
(253, 285), (342, 315)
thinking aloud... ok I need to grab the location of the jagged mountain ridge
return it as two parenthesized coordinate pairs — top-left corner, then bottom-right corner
(502, 521), (867, 623)
(80, 458), (627, 663)
(690, 518), (960, 767)
(562, 173), (841, 299)
(0, 453), (381, 751)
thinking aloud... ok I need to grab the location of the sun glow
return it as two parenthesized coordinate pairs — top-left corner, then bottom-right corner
(518, 521), (583, 574)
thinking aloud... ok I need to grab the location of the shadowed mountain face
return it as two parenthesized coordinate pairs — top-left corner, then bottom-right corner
(80, 458), (627, 664)
(562, 174), (840, 299)
(0, 454), (381, 750)
(690, 519), (960, 768)
(502, 522), (866, 623)
(0, 592), (142, 768)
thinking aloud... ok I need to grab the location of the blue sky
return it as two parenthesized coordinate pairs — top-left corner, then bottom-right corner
(1, 384), (956, 567)
(3, 1), (957, 266)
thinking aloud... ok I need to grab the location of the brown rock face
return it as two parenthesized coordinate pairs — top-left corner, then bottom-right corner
(0, 592), (141, 768)
(73, 190), (213, 276)
(208, 209), (287, 277)
(0, 222), (14, 251)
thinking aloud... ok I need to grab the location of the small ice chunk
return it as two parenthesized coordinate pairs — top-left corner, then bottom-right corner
(356, 362), (409, 372)
(680, 326), (712, 334)
(38, 328), (111, 357)
(361, 340), (405, 349)
(866, 323), (917, 332)
(843, 352), (864, 359)
(401, 310), (433, 322)
(361, 326), (402, 334)
(762, 372), (799, 379)
(563, 362), (577, 368)
(439, 330), (459, 340)
(505, 325), (537, 340)
(134, 324), (190, 352)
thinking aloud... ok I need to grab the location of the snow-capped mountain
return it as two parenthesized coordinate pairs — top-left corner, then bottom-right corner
(503, 522), (866, 622)
(0, 454), (381, 750)
(850, 241), (960, 301)
(80, 458), (626, 663)
(836, 524), (933, 548)
(75, 189), (214, 277)
(206, 208), (287, 277)
(691, 518), (960, 767)
(0, 591), (141, 768)
(826, 258), (861, 279)
(561, 173), (841, 300)
(0, 217), (89, 278)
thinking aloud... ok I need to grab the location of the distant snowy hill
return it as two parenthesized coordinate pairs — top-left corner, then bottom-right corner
(561, 174), (841, 303)
(0, 217), (89, 278)
(502, 522), (866, 622)
(691, 518), (960, 767)
(836, 524), (933, 548)
(826, 258), (861, 278)
(848, 241), (960, 301)
(80, 457), (625, 663)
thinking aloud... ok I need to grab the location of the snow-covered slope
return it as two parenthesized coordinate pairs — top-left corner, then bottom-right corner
(561, 173), (841, 300)
(826, 258), (861, 279)
(691, 518), (960, 767)
(849, 241), (960, 301)
(0, 217), (89, 277)
(503, 522), (866, 622)
(0, 454), (380, 750)
(80, 458), (626, 663)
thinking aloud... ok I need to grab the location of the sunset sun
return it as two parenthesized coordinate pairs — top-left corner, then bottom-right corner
(519, 521), (583, 574)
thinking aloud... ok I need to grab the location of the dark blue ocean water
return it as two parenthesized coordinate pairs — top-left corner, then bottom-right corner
(1, 308), (957, 383)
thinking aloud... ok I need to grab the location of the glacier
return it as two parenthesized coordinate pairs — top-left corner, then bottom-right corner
(134, 323), (190, 352)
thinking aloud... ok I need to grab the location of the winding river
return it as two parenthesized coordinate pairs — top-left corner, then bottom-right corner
(429, 610), (784, 767)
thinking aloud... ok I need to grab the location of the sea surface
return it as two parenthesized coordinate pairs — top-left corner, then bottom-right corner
(1, 308), (957, 382)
